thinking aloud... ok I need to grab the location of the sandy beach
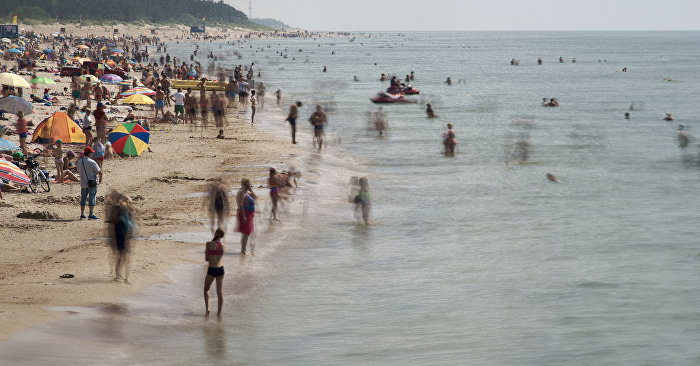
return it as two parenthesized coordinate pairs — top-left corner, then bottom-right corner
(0, 24), (299, 340)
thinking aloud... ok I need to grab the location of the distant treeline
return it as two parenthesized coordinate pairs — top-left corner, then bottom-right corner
(3, 0), (258, 26)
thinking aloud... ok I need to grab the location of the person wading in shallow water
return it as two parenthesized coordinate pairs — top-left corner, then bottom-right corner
(236, 179), (256, 255)
(204, 228), (225, 317)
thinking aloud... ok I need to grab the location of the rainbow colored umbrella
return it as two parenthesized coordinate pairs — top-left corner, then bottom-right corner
(0, 158), (30, 186)
(108, 123), (150, 156)
(120, 87), (155, 97)
(118, 80), (144, 87)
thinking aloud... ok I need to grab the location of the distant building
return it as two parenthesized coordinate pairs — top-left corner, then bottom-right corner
(0, 25), (19, 39)
(190, 25), (206, 34)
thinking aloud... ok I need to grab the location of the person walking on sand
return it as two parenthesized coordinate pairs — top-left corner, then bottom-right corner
(204, 228), (225, 316)
(309, 105), (327, 150)
(154, 87), (166, 120)
(185, 88), (197, 129)
(236, 178), (256, 256)
(14, 111), (28, 156)
(285, 101), (302, 144)
(78, 147), (101, 220)
(207, 182), (230, 231)
(106, 190), (134, 282)
(250, 90), (257, 124)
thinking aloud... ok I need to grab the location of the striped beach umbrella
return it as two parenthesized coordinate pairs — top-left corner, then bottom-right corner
(118, 80), (144, 87)
(120, 87), (156, 97)
(0, 158), (30, 186)
(108, 123), (150, 156)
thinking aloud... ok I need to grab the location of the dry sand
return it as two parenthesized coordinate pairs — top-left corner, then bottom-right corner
(0, 30), (299, 339)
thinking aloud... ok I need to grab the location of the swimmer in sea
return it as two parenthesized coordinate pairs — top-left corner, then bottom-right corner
(426, 103), (437, 118)
(203, 228), (225, 316)
(445, 77), (452, 86)
(546, 173), (561, 183)
(624, 112), (631, 119)
(664, 112), (674, 121)
(678, 125), (690, 149)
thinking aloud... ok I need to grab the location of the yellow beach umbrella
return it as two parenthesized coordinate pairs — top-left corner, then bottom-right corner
(0, 73), (31, 88)
(123, 94), (155, 105)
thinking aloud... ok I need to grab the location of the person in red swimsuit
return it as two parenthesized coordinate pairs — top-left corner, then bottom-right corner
(236, 179), (256, 255)
(204, 228), (225, 316)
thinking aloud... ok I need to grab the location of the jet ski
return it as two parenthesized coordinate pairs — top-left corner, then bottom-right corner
(386, 85), (420, 95)
(370, 92), (415, 104)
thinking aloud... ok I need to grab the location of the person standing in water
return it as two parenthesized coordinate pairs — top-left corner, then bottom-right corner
(285, 101), (302, 144)
(309, 105), (327, 151)
(352, 177), (371, 225)
(106, 190), (134, 282)
(204, 228), (225, 316)
(443, 123), (457, 157)
(268, 168), (282, 221)
(426, 104), (437, 118)
(236, 179), (256, 256)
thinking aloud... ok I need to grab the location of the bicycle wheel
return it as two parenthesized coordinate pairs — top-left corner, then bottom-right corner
(39, 170), (50, 192)
(28, 170), (39, 193)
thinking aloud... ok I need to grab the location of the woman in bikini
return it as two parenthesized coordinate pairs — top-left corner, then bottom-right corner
(236, 179), (256, 255)
(268, 168), (281, 221)
(204, 228), (225, 316)
(250, 90), (256, 124)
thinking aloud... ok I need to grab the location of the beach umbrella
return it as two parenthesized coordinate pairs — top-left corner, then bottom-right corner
(110, 48), (125, 54)
(0, 73), (31, 88)
(1, 38), (10, 43)
(108, 123), (149, 156)
(100, 74), (122, 83)
(0, 96), (33, 115)
(7, 48), (22, 54)
(31, 111), (86, 144)
(79, 75), (99, 85)
(118, 80), (144, 87)
(122, 94), (155, 105)
(31, 77), (56, 85)
(0, 158), (30, 186)
(43, 48), (55, 53)
(0, 138), (21, 152)
(120, 87), (156, 97)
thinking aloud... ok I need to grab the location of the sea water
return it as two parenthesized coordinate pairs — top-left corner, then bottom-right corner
(2, 31), (700, 365)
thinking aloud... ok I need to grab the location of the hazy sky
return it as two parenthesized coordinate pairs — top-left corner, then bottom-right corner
(226, 0), (700, 31)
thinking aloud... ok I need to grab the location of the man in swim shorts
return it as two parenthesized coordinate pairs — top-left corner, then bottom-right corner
(285, 101), (302, 144)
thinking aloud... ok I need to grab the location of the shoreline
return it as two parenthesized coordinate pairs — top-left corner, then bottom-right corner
(0, 81), (305, 342)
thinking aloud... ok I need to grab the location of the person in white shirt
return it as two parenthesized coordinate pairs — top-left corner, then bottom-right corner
(77, 147), (102, 220)
(170, 88), (186, 122)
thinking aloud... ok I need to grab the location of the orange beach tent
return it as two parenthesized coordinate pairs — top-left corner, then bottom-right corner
(31, 112), (86, 144)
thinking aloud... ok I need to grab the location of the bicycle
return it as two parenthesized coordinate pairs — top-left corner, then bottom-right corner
(23, 154), (50, 193)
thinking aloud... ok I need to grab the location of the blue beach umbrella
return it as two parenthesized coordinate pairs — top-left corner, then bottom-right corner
(7, 48), (22, 53)
(43, 49), (55, 53)
(0, 138), (21, 152)
(110, 48), (125, 54)
(0, 96), (33, 115)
